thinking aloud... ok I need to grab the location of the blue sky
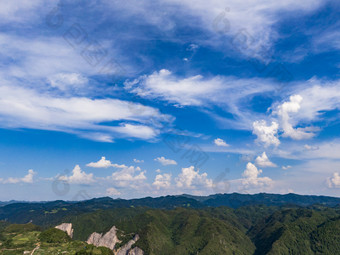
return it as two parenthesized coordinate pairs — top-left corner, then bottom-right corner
(0, 0), (340, 200)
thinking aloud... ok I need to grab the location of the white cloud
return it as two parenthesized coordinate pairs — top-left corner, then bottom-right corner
(255, 152), (277, 167)
(59, 165), (95, 184)
(48, 73), (88, 91)
(106, 187), (121, 196)
(264, 80), (340, 144)
(108, 165), (147, 188)
(214, 138), (229, 147)
(87, 157), (140, 170)
(313, 29), (340, 52)
(153, 173), (172, 189)
(3, 169), (37, 184)
(0, 0), (56, 24)
(154, 156), (177, 166)
(327, 172), (340, 189)
(87, 157), (113, 168)
(125, 69), (224, 106)
(273, 139), (340, 161)
(133, 159), (144, 163)
(282, 165), (292, 170)
(0, 83), (169, 142)
(0, 33), (172, 143)
(277, 95), (315, 140)
(252, 120), (280, 147)
(175, 166), (213, 189)
(304, 144), (319, 150)
(107, 0), (323, 57)
(125, 69), (276, 130)
(155, 169), (161, 173)
(241, 162), (273, 188)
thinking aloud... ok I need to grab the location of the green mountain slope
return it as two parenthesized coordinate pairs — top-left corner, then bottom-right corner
(249, 208), (340, 255)
(0, 194), (339, 255)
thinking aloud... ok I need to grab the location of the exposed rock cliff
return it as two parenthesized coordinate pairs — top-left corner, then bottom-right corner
(127, 247), (144, 255)
(87, 226), (120, 250)
(116, 234), (143, 255)
(86, 225), (144, 254)
(55, 223), (73, 238)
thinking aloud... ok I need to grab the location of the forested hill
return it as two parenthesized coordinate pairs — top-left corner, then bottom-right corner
(0, 193), (339, 225)
(0, 193), (339, 254)
(1, 205), (339, 254)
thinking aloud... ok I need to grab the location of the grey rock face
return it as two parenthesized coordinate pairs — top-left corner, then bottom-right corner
(86, 226), (120, 250)
(55, 223), (73, 238)
(86, 226), (144, 255)
(116, 234), (143, 255)
(128, 247), (144, 255)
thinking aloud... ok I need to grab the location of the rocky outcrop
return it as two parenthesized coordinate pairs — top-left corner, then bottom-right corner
(55, 223), (73, 238)
(86, 226), (144, 254)
(116, 234), (143, 255)
(127, 247), (144, 255)
(87, 226), (120, 250)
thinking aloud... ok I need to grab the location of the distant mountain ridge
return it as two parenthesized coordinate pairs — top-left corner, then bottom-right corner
(0, 193), (339, 226)
(185, 193), (340, 207)
(2, 193), (338, 208)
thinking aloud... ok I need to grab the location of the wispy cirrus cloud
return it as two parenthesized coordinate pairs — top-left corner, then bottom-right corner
(0, 83), (171, 142)
(103, 0), (325, 57)
(125, 69), (277, 130)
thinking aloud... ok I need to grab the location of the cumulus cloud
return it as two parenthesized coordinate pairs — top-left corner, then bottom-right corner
(214, 138), (229, 147)
(106, 187), (121, 196)
(59, 165), (95, 184)
(153, 173), (172, 189)
(255, 152), (277, 167)
(86, 157), (129, 169)
(282, 165), (292, 170)
(108, 165), (147, 188)
(327, 172), (340, 188)
(252, 120), (280, 147)
(154, 156), (177, 166)
(277, 95), (315, 140)
(241, 162), (273, 188)
(133, 159), (144, 163)
(3, 169), (36, 184)
(175, 166), (213, 189)
(87, 157), (113, 168)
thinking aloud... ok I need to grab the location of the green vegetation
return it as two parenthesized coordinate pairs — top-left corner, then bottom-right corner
(0, 223), (114, 254)
(5, 223), (41, 233)
(39, 228), (71, 243)
(62, 205), (339, 255)
(75, 244), (114, 255)
(0, 194), (339, 254)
